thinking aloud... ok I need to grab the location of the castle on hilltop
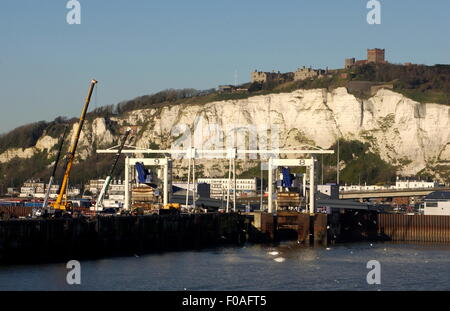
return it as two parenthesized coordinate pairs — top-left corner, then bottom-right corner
(345, 48), (387, 68)
(245, 48), (409, 89)
(250, 70), (294, 84)
(250, 48), (388, 84)
(251, 67), (329, 84)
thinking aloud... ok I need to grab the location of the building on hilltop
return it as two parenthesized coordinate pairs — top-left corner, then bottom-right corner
(250, 70), (293, 84)
(345, 58), (356, 69)
(345, 48), (387, 68)
(293, 66), (327, 81)
(367, 48), (386, 64)
(251, 70), (269, 83)
(355, 60), (368, 66)
(218, 85), (234, 93)
(217, 85), (248, 93)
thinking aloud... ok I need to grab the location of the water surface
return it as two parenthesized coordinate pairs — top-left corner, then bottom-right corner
(0, 242), (449, 290)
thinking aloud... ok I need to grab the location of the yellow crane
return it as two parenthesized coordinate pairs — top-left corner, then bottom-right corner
(53, 79), (98, 212)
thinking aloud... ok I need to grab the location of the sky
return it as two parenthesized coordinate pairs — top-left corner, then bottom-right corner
(0, 0), (449, 134)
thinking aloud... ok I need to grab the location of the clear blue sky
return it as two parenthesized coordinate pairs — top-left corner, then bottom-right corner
(0, 0), (449, 134)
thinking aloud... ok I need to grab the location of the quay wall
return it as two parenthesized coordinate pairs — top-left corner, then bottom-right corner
(2, 212), (449, 264)
(247, 211), (450, 244)
(0, 213), (247, 264)
(378, 214), (450, 243)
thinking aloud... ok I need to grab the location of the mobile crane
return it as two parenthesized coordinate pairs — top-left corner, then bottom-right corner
(32, 125), (69, 217)
(52, 79), (98, 213)
(94, 128), (132, 212)
(43, 125), (68, 208)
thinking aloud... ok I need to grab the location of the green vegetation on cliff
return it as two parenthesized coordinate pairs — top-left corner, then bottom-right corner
(351, 63), (450, 105)
(0, 151), (52, 189)
(0, 121), (48, 154)
(324, 139), (397, 185)
(236, 140), (398, 186)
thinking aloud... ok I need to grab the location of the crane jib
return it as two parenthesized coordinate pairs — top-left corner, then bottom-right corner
(53, 79), (98, 210)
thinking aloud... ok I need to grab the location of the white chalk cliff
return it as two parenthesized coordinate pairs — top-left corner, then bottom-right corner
(1, 87), (449, 180)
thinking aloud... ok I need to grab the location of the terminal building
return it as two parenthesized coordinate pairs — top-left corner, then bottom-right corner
(197, 178), (258, 199)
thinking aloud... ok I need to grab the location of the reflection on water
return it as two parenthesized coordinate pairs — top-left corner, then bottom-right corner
(0, 242), (449, 291)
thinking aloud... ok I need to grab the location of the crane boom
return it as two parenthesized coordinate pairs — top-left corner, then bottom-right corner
(95, 128), (132, 211)
(42, 125), (68, 209)
(54, 79), (98, 211)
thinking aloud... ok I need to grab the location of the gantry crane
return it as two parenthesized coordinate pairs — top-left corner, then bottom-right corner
(53, 79), (98, 212)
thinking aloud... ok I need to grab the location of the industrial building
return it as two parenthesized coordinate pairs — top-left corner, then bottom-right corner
(424, 191), (450, 216)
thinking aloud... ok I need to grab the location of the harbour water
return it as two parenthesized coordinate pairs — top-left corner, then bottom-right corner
(0, 242), (449, 291)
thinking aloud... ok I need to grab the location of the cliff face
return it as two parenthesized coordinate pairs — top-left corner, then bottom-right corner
(1, 87), (449, 180)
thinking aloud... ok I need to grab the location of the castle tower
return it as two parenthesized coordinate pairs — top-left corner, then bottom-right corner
(345, 58), (355, 69)
(367, 48), (385, 64)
